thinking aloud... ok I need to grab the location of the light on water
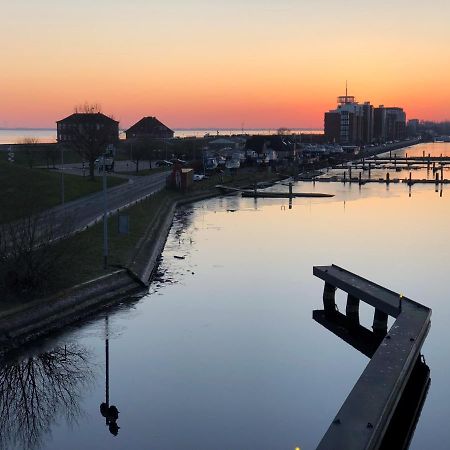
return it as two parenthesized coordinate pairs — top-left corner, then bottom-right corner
(2, 143), (450, 450)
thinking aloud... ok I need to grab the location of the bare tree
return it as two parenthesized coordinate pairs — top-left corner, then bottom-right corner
(74, 102), (102, 114)
(72, 125), (115, 180)
(18, 137), (39, 169)
(44, 145), (58, 169)
(0, 210), (74, 297)
(277, 127), (291, 136)
(0, 344), (93, 450)
(126, 137), (163, 172)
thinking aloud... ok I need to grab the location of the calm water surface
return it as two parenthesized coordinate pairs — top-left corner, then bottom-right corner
(0, 128), (322, 144)
(2, 144), (450, 450)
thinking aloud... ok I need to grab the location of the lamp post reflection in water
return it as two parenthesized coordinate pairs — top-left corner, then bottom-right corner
(100, 315), (121, 436)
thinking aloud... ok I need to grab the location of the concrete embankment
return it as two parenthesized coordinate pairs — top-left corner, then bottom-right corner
(0, 269), (145, 353)
(0, 188), (220, 353)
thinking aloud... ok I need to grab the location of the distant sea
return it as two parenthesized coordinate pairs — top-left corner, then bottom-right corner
(0, 128), (323, 145)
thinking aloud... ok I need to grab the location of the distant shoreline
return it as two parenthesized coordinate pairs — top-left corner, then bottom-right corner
(0, 127), (323, 132)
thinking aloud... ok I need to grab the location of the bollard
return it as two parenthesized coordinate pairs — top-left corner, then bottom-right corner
(289, 182), (293, 196)
(386, 172), (390, 184)
(409, 172), (412, 185)
(373, 309), (388, 336)
(435, 172), (439, 184)
(346, 294), (360, 325)
(323, 283), (337, 317)
(359, 172), (362, 185)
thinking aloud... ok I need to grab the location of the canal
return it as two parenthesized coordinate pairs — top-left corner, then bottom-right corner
(2, 142), (450, 450)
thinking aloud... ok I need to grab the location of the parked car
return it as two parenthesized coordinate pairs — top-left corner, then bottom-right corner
(154, 160), (173, 167)
(169, 158), (187, 165)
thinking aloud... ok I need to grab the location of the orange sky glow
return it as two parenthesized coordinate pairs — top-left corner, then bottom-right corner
(1, 0), (449, 129)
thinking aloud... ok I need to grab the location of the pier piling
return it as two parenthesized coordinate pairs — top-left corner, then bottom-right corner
(346, 294), (360, 325)
(323, 282), (337, 317)
(373, 309), (389, 335)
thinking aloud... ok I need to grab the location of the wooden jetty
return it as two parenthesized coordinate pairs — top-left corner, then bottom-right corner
(241, 191), (334, 198)
(299, 176), (450, 185)
(313, 265), (431, 450)
(215, 185), (334, 198)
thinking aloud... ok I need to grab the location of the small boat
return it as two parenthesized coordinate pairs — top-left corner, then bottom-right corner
(225, 159), (240, 169)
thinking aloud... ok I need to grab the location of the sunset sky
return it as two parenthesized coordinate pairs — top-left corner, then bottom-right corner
(1, 0), (449, 129)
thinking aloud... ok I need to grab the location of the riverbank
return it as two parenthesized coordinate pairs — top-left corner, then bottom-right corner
(0, 170), (284, 353)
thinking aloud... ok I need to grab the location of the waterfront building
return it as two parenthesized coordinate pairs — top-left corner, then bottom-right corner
(408, 119), (420, 136)
(385, 107), (407, 140)
(56, 113), (119, 143)
(362, 102), (374, 144)
(324, 90), (373, 145)
(374, 106), (387, 142)
(125, 116), (174, 140)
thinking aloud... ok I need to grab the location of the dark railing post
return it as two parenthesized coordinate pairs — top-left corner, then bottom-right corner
(346, 294), (360, 325)
(373, 309), (388, 335)
(323, 282), (337, 316)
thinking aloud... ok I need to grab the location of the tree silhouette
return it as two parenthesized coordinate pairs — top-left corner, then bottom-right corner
(0, 344), (93, 450)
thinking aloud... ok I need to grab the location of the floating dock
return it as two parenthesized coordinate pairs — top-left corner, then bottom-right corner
(240, 191), (334, 198)
(313, 264), (431, 450)
(215, 185), (334, 198)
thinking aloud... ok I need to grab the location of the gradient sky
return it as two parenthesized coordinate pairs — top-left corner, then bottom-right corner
(1, 0), (449, 129)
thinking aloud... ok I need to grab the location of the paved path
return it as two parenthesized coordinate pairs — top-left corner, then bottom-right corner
(7, 171), (170, 243)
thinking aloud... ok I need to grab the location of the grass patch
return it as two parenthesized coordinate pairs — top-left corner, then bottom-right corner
(0, 161), (126, 223)
(0, 146), (82, 167)
(49, 190), (178, 289)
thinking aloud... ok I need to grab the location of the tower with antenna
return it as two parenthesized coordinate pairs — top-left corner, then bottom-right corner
(337, 80), (356, 105)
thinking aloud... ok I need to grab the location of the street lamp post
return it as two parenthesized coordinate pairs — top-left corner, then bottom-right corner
(61, 145), (65, 206)
(102, 153), (109, 269)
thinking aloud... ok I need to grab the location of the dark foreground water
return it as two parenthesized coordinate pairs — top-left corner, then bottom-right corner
(2, 143), (450, 450)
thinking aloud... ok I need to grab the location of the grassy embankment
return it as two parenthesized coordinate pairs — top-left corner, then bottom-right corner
(0, 160), (126, 223)
(0, 166), (286, 322)
(1, 168), (281, 306)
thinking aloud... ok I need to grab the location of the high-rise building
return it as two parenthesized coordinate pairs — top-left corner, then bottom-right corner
(324, 87), (373, 145)
(362, 102), (374, 144)
(385, 107), (407, 141)
(407, 119), (420, 136)
(374, 105), (387, 143)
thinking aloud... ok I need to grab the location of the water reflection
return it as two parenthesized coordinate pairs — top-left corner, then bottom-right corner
(99, 316), (121, 437)
(0, 344), (93, 450)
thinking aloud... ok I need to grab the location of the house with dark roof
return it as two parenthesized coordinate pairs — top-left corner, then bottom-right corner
(125, 117), (174, 140)
(56, 113), (119, 143)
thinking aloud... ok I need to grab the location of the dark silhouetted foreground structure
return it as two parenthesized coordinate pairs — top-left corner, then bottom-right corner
(313, 264), (431, 450)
